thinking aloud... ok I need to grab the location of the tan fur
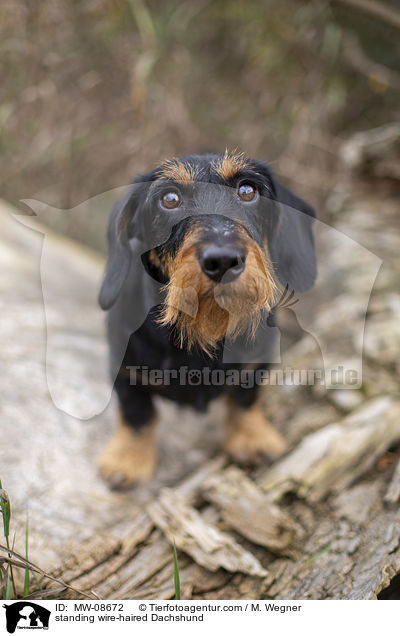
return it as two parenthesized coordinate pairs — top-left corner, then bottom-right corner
(98, 413), (157, 489)
(224, 397), (287, 464)
(148, 248), (175, 281)
(156, 158), (198, 185)
(213, 149), (249, 180)
(159, 226), (277, 354)
(148, 249), (163, 269)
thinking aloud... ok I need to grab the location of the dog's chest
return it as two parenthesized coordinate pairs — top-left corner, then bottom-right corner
(124, 316), (232, 411)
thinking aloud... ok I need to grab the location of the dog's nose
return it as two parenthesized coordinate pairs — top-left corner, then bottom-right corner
(198, 246), (246, 283)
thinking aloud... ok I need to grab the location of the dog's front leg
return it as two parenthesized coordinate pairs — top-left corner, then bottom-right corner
(98, 373), (157, 489)
(223, 390), (287, 465)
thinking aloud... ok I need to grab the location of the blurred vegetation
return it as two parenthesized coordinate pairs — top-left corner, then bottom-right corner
(1, 0), (399, 250)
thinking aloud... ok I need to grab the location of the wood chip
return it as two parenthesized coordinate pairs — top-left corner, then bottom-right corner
(202, 466), (302, 555)
(384, 459), (400, 503)
(147, 488), (268, 577)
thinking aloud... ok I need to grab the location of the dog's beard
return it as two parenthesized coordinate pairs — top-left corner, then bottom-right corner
(158, 236), (276, 355)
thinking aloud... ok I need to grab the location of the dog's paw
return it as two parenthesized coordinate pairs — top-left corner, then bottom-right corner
(98, 421), (157, 490)
(224, 403), (287, 465)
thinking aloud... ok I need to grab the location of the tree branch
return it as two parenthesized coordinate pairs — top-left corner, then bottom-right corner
(332, 0), (400, 30)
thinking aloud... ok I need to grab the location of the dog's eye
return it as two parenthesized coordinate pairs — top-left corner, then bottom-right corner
(237, 183), (258, 202)
(161, 191), (181, 210)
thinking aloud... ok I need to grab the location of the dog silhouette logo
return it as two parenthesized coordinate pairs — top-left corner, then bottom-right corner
(3, 602), (50, 633)
(266, 284), (324, 367)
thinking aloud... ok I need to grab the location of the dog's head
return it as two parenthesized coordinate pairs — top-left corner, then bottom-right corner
(99, 151), (316, 353)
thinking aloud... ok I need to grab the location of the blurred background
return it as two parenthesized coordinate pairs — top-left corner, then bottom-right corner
(1, 0), (399, 250)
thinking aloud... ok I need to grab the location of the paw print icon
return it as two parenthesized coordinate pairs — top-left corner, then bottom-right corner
(187, 370), (202, 385)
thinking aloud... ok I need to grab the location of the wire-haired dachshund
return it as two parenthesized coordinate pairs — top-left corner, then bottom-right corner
(98, 151), (316, 489)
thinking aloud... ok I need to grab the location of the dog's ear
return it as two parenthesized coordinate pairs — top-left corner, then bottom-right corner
(267, 178), (317, 293)
(98, 186), (139, 310)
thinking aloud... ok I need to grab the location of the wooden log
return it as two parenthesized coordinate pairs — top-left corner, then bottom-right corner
(263, 479), (400, 599)
(259, 397), (400, 502)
